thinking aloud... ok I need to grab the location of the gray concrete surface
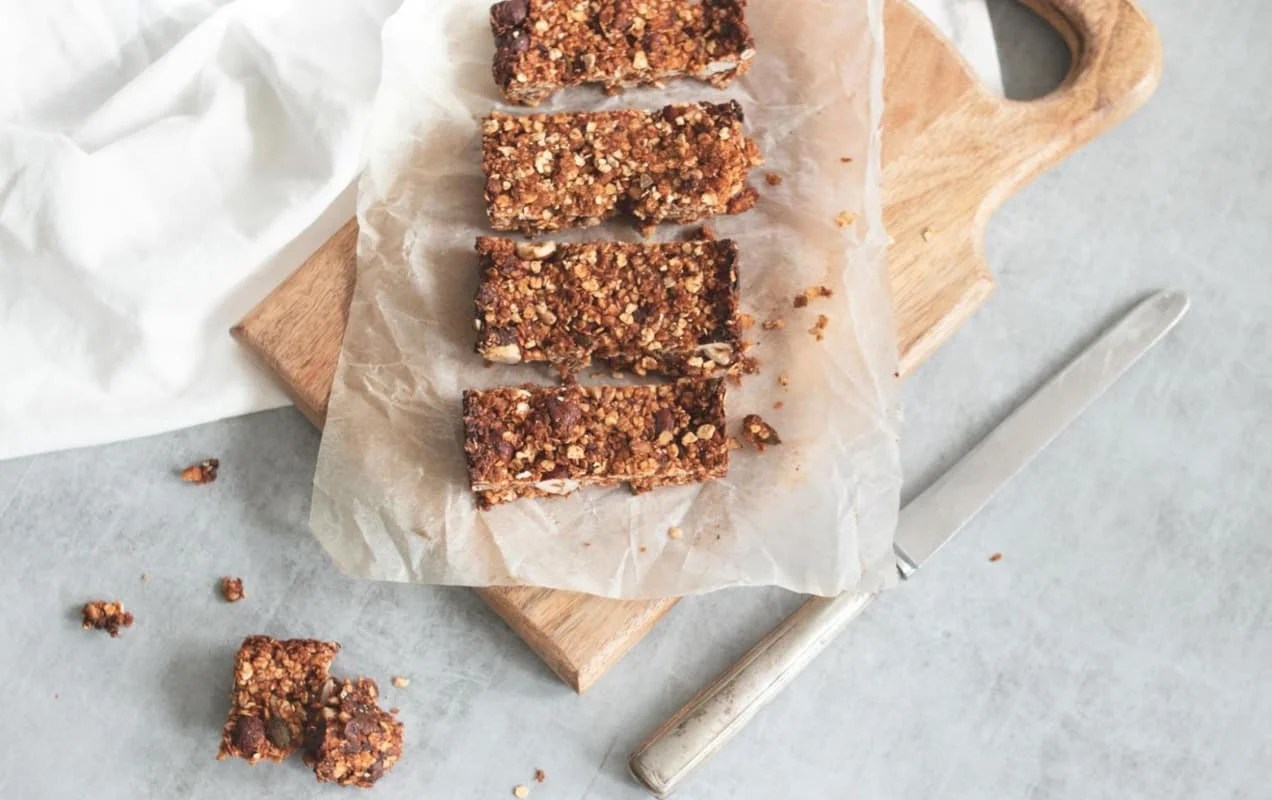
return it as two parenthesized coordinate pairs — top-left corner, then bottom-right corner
(2, 2), (1269, 797)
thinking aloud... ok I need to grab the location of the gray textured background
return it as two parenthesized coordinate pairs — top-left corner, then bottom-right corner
(2, 2), (1269, 797)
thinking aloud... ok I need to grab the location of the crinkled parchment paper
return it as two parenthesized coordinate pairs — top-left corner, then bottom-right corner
(310, 0), (900, 599)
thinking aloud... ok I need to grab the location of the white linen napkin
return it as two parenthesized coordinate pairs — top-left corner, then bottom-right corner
(0, 0), (1001, 460)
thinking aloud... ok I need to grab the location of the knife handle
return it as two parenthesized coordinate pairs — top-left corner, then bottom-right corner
(629, 591), (877, 797)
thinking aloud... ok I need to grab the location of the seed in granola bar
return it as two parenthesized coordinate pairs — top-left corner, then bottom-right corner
(220, 576), (245, 603)
(265, 717), (292, 749)
(740, 414), (782, 452)
(81, 600), (134, 637)
(180, 458), (219, 484)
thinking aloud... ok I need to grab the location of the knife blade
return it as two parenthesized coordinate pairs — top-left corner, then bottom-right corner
(629, 290), (1189, 797)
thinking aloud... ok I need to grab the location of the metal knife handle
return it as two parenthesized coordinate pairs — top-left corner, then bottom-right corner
(629, 592), (876, 797)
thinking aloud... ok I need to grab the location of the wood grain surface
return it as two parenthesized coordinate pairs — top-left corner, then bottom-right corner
(232, 0), (1161, 692)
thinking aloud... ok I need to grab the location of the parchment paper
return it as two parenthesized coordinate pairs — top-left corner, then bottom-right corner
(310, 0), (900, 599)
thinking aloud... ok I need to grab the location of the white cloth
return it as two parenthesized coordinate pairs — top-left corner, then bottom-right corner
(0, 0), (1000, 461)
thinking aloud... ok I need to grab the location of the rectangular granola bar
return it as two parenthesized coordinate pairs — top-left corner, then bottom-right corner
(490, 0), (755, 106)
(217, 636), (340, 764)
(482, 101), (762, 233)
(463, 380), (728, 508)
(475, 237), (740, 377)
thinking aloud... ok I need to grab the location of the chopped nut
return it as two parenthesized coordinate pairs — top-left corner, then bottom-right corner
(740, 414), (782, 452)
(668, 526), (684, 540)
(834, 210), (857, 228)
(513, 786), (530, 799)
(179, 458), (219, 484)
(761, 317), (785, 331)
(515, 240), (558, 260)
(392, 676), (410, 688)
(80, 600), (134, 637)
(764, 172), (783, 186)
(220, 576), (245, 603)
(989, 552), (1003, 563)
(809, 315), (829, 341)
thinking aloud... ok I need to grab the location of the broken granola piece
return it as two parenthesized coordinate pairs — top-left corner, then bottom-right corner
(764, 172), (782, 186)
(482, 101), (763, 233)
(740, 414), (782, 451)
(307, 678), (403, 788)
(475, 237), (740, 377)
(180, 458), (219, 484)
(534, 768), (547, 783)
(834, 210), (857, 228)
(463, 380), (729, 508)
(490, 0), (755, 106)
(221, 577), (245, 603)
(81, 600), (133, 637)
(217, 636), (340, 764)
(761, 317), (785, 331)
(809, 314), (829, 341)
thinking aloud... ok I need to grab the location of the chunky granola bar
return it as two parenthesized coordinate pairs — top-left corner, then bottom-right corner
(475, 237), (740, 377)
(463, 380), (728, 508)
(306, 678), (404, 788)
(482, 101), (762, 233)
(491, 0), (755, 106)
(217, 636), (340, 764)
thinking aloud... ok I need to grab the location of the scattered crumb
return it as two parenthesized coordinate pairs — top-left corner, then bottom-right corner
(839, 156), (854, 163)
(140, 572), (150, 583)
(773, 401), (784, 410)
(761, 317), (785, 331)
(692, 224), (716, 241)
(391, 676), (410, 688)
(834, 210), (857, 229)
(793, 295), (808, 309)
(738, 312), (755, 331)
(740, 415), (782, 452)
(764, 172), (783, 186)
(220, 576), (245, 603)
(81, 600), (134, 637)
(726, 436), (742, 451)
(534, 768), (547, 783)
(179, 458), (219, 485)
(513, 785), (530, 798)
(638, 546), (648, 554)
(668, 526), (684, 540)
(989, 552), (1003, 563)
(794, 286), (833, 308)
(809, 315), (829, 341)
(639, 223), (657, 239)
(778, 372), (790, 387)
(582, 542), (591, 548)
(739, 355), (760, 375)
(921, 227), (934, 242)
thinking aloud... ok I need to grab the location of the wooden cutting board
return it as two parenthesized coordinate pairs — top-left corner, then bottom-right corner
(232, 0), (1160, 692)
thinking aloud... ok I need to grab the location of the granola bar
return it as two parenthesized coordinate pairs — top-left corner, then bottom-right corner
(306, 678), (404, 788)
(490, 0), (755, 106)
(463, 380), (728, 508)
(217, 636), (340, 764)
(475, 237), (740, 377)
(482, 101), (762, 233)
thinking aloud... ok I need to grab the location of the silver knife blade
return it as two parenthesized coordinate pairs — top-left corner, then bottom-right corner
(894, 289), (1190, 576)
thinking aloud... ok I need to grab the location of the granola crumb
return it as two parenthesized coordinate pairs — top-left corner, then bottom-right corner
(639, 545), (648, 554)
(778, 371), (790, 387)
(794, 286), (833, 308)
(392, 676), (410, 688)
(834, 210), (857, 228)
(773, 401), (784, 410)
(921, 227), (934, 242)
(534, 768), (547, 783)
(809, 314), (829, 341)
(726, 436), (742, 451)
(689, 224), (717, 241)
(840, 156), (854, 163)
(140, 572), (150, 583)
(81, 600), (134, 637)
(668, 526), (684, 540)
(639, 223), (657, 239)
(739, 355), (760, 375)
(179, 458), (220, 484)
(738, 312), (755, 331)
(220, 577), (245, 603)
(989, 552), (1003, 562)
(764, 172), (782, 186)
(761, 317), (785, 331)
(513, 785), (530, 798)
(740, 414), (782, 452)
(793, 295), (808, 309)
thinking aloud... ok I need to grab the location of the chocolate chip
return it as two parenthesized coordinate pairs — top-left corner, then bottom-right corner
(545, 396), (581, 430)
(265, 718), (291, 749)
(653, 408), (676, 435)
(485, 428), (514, 462)
(233, 716), (266, 754)
(490, 0), (528, 35)
(499, 30), (530, 55)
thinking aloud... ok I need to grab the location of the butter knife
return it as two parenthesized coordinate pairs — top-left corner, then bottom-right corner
(629, 290), (1190, 797)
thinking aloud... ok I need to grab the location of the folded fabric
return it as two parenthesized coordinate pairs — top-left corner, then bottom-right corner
(0, 0), (999, 461)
